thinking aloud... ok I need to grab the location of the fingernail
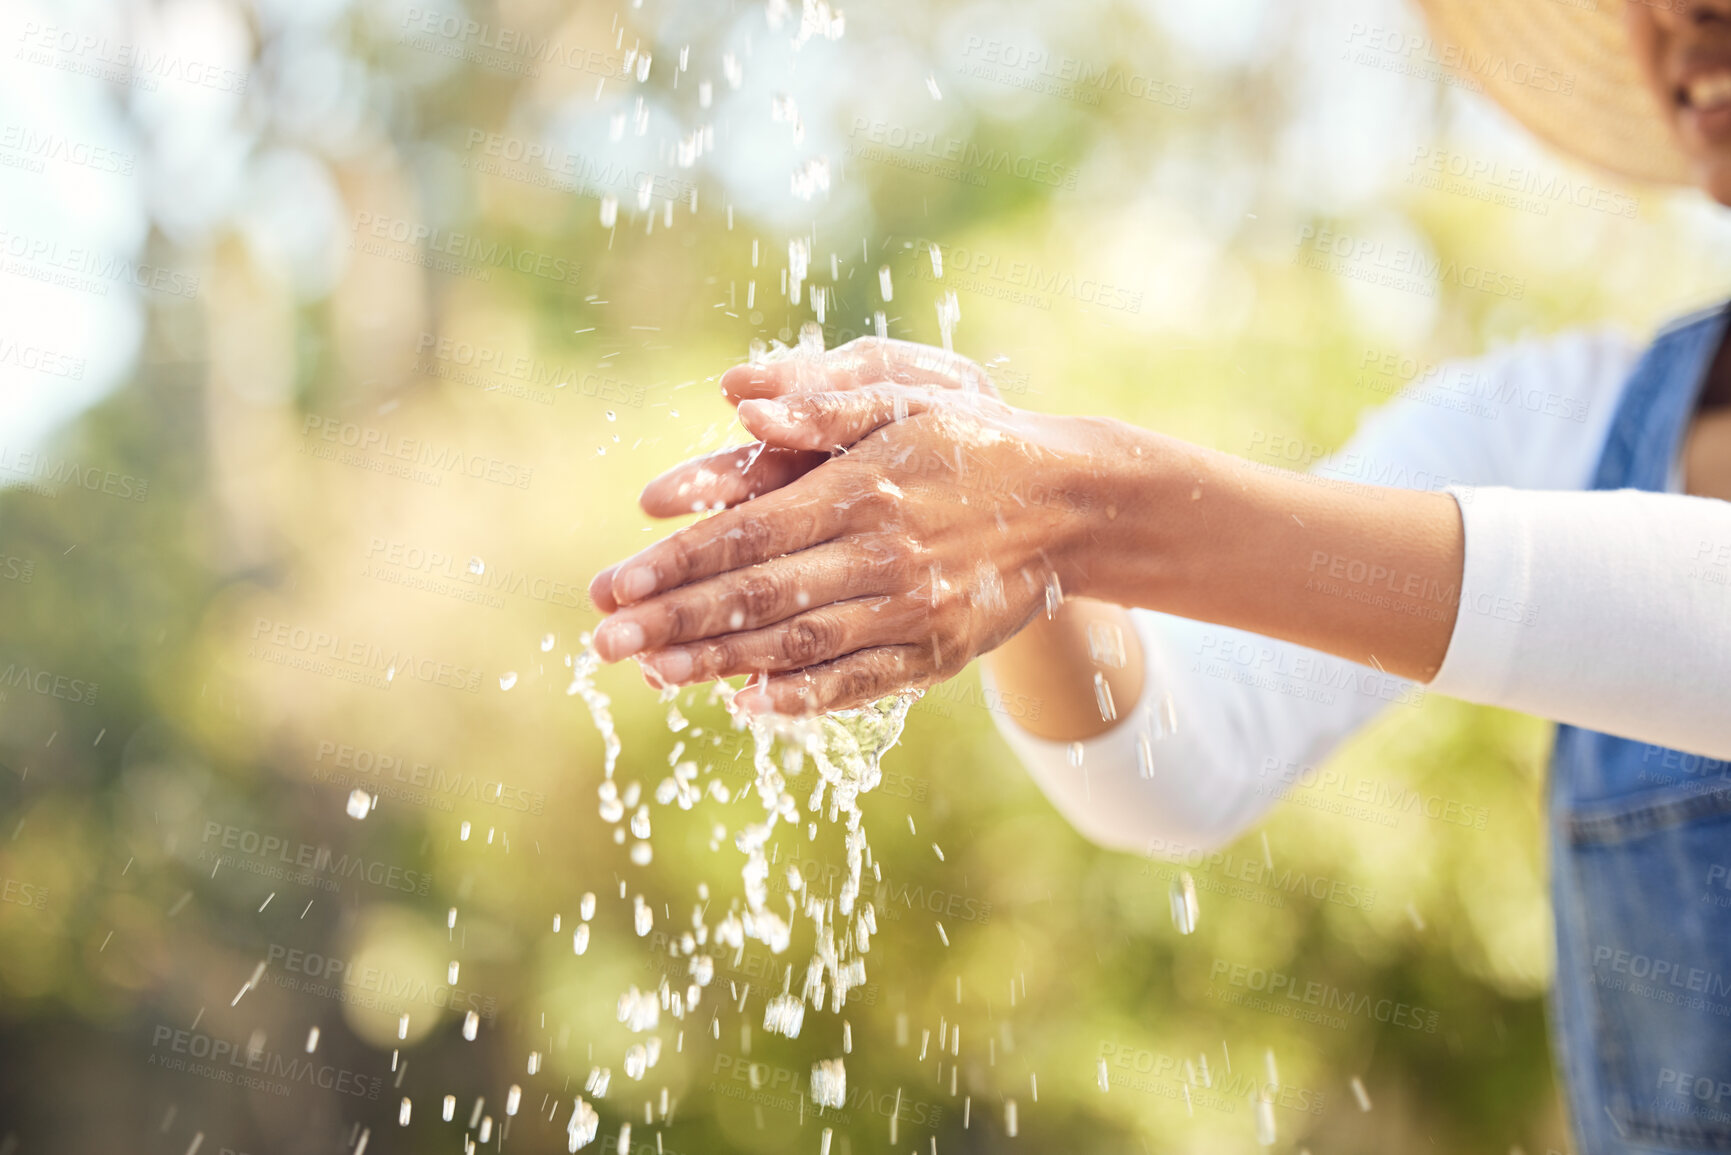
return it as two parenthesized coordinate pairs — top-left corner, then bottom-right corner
(594, 618), (645, 659)
(645, 648), (694, 683)
(615, 566), (656, 603)
(734, 687), (774, 715)
(742, 399), (791, 425)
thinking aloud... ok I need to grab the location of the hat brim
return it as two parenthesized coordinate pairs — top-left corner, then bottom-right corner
(1412, 0), (1693, 186)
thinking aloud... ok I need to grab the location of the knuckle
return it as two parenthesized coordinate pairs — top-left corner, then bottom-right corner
(787, 614), (841, 664)
(726, 516), (775, 568)
(736, 570), (781, 622)
(661, 597), (699, 642)
(705, 637), (742, 677)
(662, 534), (697, 584)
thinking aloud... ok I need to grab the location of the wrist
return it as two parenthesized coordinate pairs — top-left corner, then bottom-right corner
(1056, 418), (1201, 606)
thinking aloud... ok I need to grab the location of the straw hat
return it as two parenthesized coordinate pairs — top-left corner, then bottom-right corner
(1412, 0), (1693, 185)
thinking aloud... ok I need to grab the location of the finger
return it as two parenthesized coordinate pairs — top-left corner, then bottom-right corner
(603, 476), (842, 609)
(589, 565), (621, 614)
(737, 385), (949, 453)
(733, 645), (929, 716)
(637, 594), (912, 684)
(593, 543), (895, 661)
(719, 338), (992, 403)
(638, 444), (826, 518)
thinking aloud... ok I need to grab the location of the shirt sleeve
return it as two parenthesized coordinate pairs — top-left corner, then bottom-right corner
(987, 326), (1643, 853)
(1429, 486), (1731, 759)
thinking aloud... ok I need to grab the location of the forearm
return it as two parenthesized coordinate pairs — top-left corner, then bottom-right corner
(1077, 423), (1465, 682)
(983, 600), (1144, 742)
(987, 421), (1463, 745)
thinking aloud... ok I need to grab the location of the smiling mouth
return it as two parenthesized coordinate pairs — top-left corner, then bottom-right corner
(1682, 71), (1731, 112)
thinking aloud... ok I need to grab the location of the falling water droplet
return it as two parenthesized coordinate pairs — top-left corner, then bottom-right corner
(1254, 1091), (1276, 1145)
(1351, 1077), (1372, 1111)
(346, 789), (371, 819)
(399, 1098), (412, 1126)
(500, 672), (518, 691)
(463, 1010), (479, 1041)
(1093, 670), (1117, 722)
(305, 1027), (320, 1053)
(1170, 872), (1199, 934)
(468, 557), (485, 575)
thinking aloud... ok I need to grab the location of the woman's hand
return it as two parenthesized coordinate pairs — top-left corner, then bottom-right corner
(593, 339), (1001, 611)
(588, 372), (1120, 715)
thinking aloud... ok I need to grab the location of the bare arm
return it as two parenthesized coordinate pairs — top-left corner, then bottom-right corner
(589, 358), (1464, 720)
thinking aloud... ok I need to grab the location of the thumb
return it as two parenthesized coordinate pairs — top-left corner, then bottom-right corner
(736, 385), (940, 453)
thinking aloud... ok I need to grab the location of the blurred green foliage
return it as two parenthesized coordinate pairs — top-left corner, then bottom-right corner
(2, 0), (1728, 1152)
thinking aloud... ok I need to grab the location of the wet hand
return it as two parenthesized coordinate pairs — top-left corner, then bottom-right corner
(590, 339), (1001, 617)
(589, 373), (1112, 716)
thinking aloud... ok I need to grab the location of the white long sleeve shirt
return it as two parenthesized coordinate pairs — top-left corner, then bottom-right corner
(990, 328), (1731, 855)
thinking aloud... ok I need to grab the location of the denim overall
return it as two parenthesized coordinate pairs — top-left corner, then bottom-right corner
(1550, 302), (1731, 1154)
